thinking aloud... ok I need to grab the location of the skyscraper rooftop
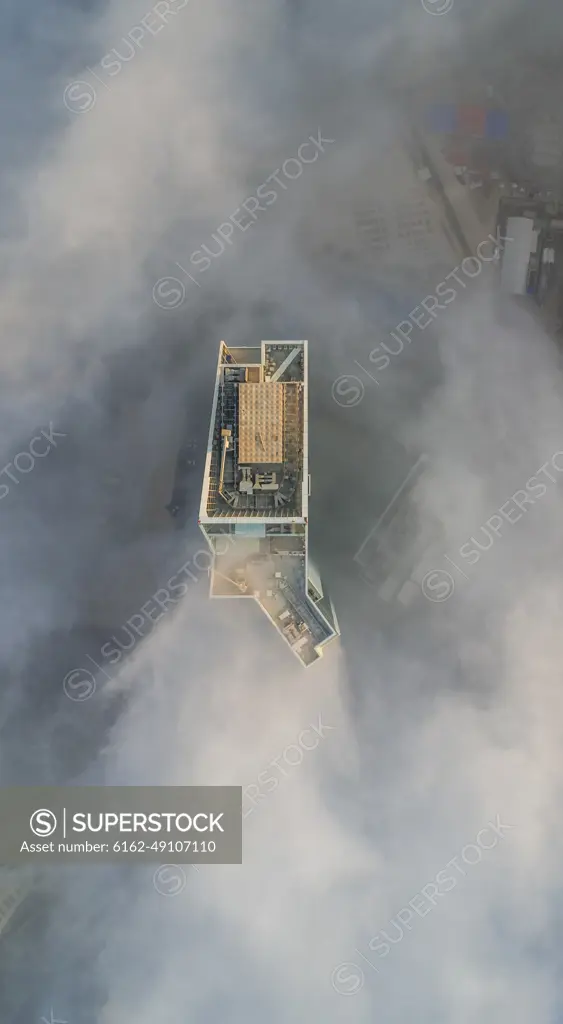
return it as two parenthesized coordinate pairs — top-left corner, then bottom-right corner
(199, 341), (339, 666)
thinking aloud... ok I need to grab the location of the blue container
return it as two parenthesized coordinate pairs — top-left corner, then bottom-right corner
(426, 103), (457, 134)
(485, 109), (509, 139)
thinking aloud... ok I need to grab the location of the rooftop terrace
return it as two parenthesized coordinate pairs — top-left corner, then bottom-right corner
(201, 342), (307, 520)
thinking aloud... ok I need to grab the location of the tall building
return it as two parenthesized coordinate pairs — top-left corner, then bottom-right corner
(199, 341), (339, 666)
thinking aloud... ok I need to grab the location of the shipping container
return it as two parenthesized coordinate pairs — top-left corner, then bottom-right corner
(425, 103), (457, 134)
(500, 217), (536, 295)
(485, 109), (509, 139)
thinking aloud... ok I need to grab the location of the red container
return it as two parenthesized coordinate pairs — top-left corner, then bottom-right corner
(457, 105), (487, 137)
(444, 142), (469, 167)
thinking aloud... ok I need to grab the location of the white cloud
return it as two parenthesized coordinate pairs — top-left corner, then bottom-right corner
(3, 0), (563, 1021)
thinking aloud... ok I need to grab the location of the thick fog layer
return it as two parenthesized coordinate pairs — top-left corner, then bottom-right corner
(2, 0), (563, 1021)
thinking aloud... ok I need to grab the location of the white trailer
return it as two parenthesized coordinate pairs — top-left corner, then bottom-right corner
(500, 216), (536, 295)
